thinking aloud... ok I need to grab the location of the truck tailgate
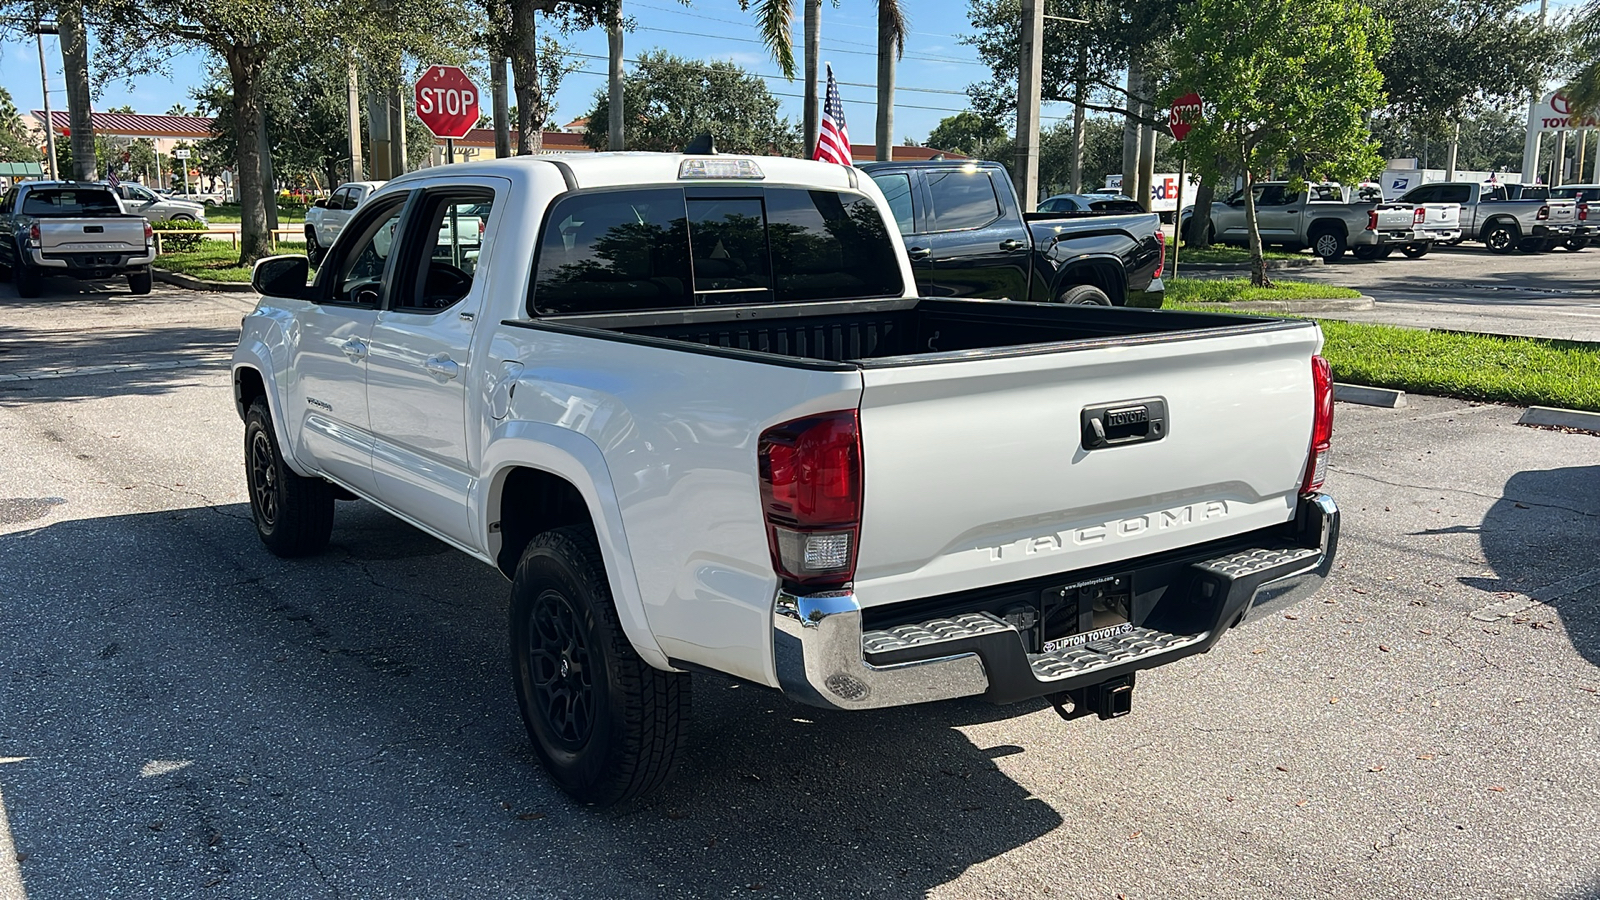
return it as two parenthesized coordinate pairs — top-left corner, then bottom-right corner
(1419, 203), (1460, 229)
(39, 219), (147, 254)
(852, 320), (1323, 607)
(1373, 204), (1418, 231)
(1544, 200), (1579, 227)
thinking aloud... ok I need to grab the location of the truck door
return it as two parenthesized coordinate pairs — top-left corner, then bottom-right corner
(1251, 184), (1300, 243)
(923, 166), (1030, 300)
(862, 169), (933, 294)
(288, 193), (410, 496)
(365, 182), (504, 548)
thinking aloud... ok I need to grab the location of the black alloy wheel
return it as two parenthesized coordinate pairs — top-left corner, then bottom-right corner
(526, 587), (597, 751)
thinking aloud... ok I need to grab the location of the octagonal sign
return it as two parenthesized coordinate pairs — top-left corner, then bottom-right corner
(415, 65), (480, 141)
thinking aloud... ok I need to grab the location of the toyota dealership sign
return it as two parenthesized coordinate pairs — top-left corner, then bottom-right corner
(1531, 92), (1599, 132)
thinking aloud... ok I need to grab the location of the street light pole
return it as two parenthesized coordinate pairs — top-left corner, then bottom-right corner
(35, 25), (58, 180)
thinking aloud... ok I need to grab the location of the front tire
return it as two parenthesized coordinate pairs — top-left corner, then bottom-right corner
(128, 267), (153, 295)
(1352, 245), (1381, 260)
(511, 527), (691, 806)
(1401, 243), (1430, 259)
(1483, 221), (1519, 254)
(244, 399), (334, 557)
(1056, 284), (1114, 306)
(305, 229), (325, 267)
(1311, 230), (1347, 261)
(1564, 236), (1590, 251)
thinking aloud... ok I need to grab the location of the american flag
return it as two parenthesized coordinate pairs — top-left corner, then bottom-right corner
(107, 170), (120, 187)
(814, 64), (852, 166)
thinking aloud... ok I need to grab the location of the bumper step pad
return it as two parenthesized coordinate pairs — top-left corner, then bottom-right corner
(1029, 627), (1206, 681)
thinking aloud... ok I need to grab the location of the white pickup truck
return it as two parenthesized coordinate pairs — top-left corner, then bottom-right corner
(232, 154), (1340, 805)
(303, 181), (385, 266)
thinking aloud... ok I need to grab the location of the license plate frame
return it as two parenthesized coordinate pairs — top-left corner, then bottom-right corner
(1043, 622), (1133, 654)
(1038, 571), (1133, 654)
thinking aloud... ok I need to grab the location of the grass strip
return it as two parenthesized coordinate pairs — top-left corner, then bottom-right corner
(1166, 277), (1361, 303)
(204, 203), (307, 225)
(1168, 285), (1600, 411)
(155, 241), (308, 283)
(1165, 237), (1299, 264)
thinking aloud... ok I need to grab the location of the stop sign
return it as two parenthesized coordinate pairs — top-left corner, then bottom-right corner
(1169, 92), (1203, 142)
(415, 65), (481, 140)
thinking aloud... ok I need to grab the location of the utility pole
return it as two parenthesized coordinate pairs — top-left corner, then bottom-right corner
(34, 24), (58, 180)
(492, 51), (511, 158)
(347, 58), (363, 181)
(367, 90), (393, 181)
(607, 3), (624, 151)
(1014, 0), (1044, 210)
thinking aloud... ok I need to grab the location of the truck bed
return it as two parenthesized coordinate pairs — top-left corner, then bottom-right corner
(527, 298), (1301, 368)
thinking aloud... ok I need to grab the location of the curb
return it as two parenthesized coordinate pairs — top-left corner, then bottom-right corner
(1173, 257), (1323, 272)
(1519, 406), (1600, 433)
(1186, 294), (1376, 313)
(1334, 383), (1406, 408)
(152, 269), (253, 293)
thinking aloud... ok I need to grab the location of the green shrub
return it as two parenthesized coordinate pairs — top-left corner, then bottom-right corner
(153, 218), (209, 253)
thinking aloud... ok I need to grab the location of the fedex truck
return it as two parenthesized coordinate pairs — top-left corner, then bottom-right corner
(1106, 172), (1203, 215)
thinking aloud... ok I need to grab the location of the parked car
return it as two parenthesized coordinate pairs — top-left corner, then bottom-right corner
(1542, 184), (1596, 250)
(0, 181), (155, 296)
(110, 182), (208, 224)
(303, 180), (386, 265)
(1037, 193), (1148, 215)
(1394, 181), (1585, 254)
(1178, 182), (1460, 261)
(860, 160), (1164, 307)
(233, 152), (1338, 804)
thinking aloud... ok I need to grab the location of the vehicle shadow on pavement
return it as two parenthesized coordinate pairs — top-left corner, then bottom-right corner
(0, 500), (1063, 898)
(1425, 464), (1600, 669)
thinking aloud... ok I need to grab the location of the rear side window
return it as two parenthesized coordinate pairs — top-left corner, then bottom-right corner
(869, 172), (916, 233)
(530, 186), (903, 315)
(21, 188), (121, 216)
(926, 169), (1001, 231)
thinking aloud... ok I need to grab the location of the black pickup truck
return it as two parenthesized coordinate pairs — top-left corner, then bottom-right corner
(859, 160), (1165, 307)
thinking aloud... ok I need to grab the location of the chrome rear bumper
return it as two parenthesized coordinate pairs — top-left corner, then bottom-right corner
(773, 494), (1339, 711)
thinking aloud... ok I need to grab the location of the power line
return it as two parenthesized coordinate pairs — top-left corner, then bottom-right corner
(628, 0), (961, 43)
(629, 24), (985, 66)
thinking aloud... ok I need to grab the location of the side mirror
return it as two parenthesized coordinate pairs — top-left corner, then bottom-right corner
(252, 255), (310, 298)
(312, 199), (327, 209)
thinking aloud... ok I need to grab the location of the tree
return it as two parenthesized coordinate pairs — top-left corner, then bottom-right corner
(1163, 0), (1389, 285)
(739, 0), (904, 158)
(483, 0), (587, 155)
(1373, 0), (1562, 157)
(582, 51), (801, 155)
(1371, 106), (1527, 173)
(0, 87), (41, 163)
(59, 0), (96, 180)
(926, 111), (1006, 156)
(1565, 1), (1600, 114)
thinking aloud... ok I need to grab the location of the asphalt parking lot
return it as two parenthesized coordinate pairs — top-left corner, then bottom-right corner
(0, 265), (1596, 899)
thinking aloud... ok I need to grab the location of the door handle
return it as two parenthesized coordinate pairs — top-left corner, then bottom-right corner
(424, 356), (460, 380)
(340, 338), (367, 360)
(907, 246), (931, 260)
(999, 238), (1026, 251)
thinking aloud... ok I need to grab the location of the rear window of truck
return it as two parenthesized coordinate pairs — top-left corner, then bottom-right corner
(21, 188), (122, 216)
(529, 186), (904, 315)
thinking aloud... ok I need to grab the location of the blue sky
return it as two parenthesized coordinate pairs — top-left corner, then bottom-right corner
(0, 0), (1057, 147)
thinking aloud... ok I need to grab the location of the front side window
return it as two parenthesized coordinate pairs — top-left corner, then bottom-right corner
(926, 169), (1001, 231)
(331, 200), (407, 306)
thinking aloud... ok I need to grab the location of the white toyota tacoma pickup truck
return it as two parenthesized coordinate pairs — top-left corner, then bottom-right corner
(232, 153), (1340, 805)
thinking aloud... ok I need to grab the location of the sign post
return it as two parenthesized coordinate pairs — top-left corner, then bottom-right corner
(414, 65), (481, 163)
(173, 148), (192, 197)
(1167, 92), (1203, 280)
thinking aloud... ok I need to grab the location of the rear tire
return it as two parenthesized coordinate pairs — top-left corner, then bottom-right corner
(1310, 230), (1347, 261)
(1516, 237), (1545, 253)
(1352, 245), (1381, 260)
(1483, 221), (1519, 254)
(1056, 284), (1114, 306)
(1565, 236), (1590, 251)
(511, 526), (691, 805)
(244, 399), (335, 557)
(13, 263), (41, 298)
(1401, 243), (1430, 259)
(305, 229), (325, 267)
(128, 267), (153, 295)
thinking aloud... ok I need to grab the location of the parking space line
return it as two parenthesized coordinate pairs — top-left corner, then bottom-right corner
(0, 757), (28, 900)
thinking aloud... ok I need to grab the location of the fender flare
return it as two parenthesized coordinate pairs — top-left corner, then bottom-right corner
(476, 422), (669, 670)
(1048, 250), (1131, 302)
(1480, 216), (1521, 238)
(1306, 217), (1348, 238)
(231, 335), (315, 478)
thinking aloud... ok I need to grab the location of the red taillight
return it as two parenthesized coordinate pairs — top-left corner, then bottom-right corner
(143, 221), (154, 241)
(27, 223), (40, 245)
(1413, 207), (1426, 225)
(758, 410), (862, 587)
(1301, 354), (1333, 494)
(1153, 230), (1165, 278)
(1537, 204), (1550, 221)
(1580, 202), (1589, 222)
(478, 218), (486, 235)
(1366, 210), (1378, 231)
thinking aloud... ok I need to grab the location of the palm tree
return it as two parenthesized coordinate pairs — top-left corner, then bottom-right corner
(740, 0), (904, 159)
(1567, 1), (1600, 114)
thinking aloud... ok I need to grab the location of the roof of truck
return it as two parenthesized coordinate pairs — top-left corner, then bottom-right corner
(386, 153), (862, 193)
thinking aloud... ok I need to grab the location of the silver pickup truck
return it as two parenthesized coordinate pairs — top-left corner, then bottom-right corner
(1181, 182), (1462, 261)
(1395, 182), (1586, 254)
(0, 181), (155, 297)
